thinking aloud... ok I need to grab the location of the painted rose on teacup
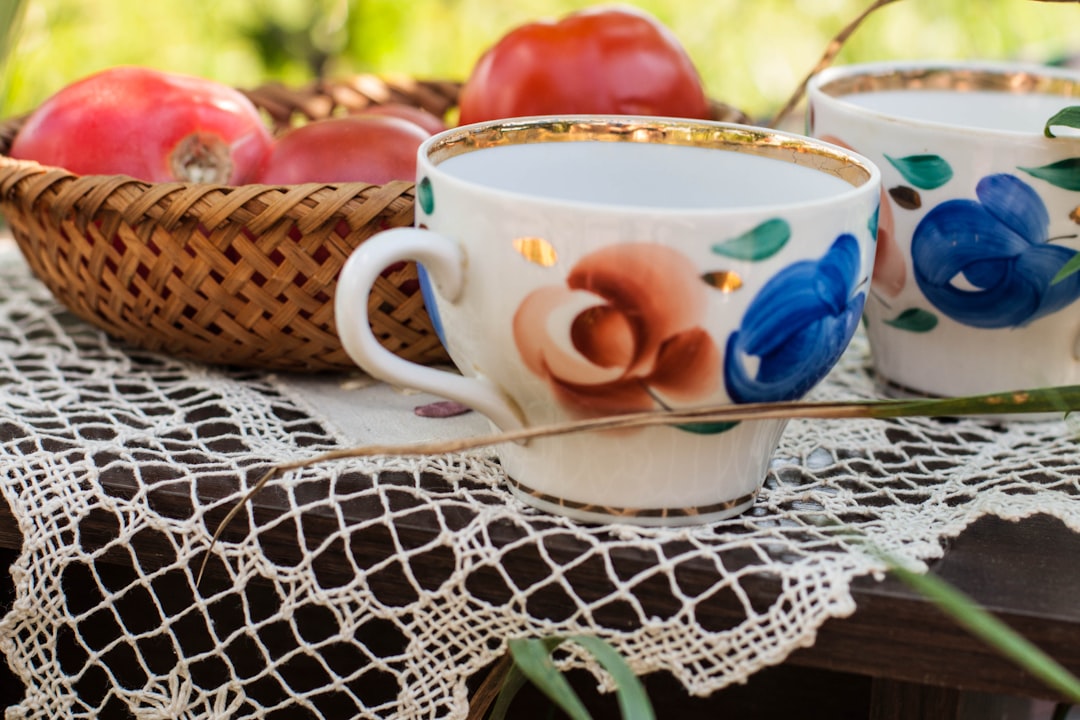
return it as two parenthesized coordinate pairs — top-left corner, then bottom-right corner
(512, 243), (721, 418)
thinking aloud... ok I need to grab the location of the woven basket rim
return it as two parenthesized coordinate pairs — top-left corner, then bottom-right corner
(0, 74), (461, 372)
(0, 149), (418, 192)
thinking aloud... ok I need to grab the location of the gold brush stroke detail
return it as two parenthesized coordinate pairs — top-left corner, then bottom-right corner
(513, 236), (558, 267)
(702, 270), (744, 292)
(507, 478), (758, 519)
(428, 117), (874, 189)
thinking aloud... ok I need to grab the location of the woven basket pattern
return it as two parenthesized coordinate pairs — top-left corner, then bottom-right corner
(0, 76), (459, 372)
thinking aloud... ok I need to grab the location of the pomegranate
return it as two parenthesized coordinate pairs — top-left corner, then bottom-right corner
(257, 115), (429, 185)
(9, 66), (273, 184)
(354, 103), (447, 135)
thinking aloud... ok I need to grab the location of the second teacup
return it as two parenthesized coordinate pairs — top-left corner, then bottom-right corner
(808, 60), (1080, 398)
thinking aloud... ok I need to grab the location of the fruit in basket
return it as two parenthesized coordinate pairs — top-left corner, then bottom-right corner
(457, 5), (710, 125)
(257, 115), (430, 185)
(8, 66), (274, 184)
(356, 103), (447, 135)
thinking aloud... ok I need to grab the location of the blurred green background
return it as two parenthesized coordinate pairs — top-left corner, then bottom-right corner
(4, 0), (1080, 121)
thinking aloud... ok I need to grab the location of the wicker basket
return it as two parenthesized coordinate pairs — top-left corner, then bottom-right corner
(0, 75), (752, 373)
(0, 75), (460, 372)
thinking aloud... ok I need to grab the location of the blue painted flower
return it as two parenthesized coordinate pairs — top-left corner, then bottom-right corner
(724, 234), (865, 403)
(912, 173), (1080, 328)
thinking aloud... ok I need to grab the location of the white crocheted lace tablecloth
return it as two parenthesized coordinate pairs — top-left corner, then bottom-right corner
(0, 240), (1077, 719)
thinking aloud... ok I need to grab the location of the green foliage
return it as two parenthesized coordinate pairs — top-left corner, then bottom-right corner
(1043, 105), (1080, 137)
(0, 0), (24, 65)
(497, 560), (1080, 714)
(872, 546), (1080, 704)
(493, 636), (655, 720)
(5, 0), (1080, 119)
(0, 0), (26, 113)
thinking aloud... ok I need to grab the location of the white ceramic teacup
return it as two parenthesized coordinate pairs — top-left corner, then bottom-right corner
(808, 60), (1080, 398)
(335, 116), (880, 525)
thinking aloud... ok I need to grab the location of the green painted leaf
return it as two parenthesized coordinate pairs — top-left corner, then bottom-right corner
(711, 218), (790, 261)
(884, 154), (953, 190)
(1019, 158), (1080, 191)
(1043, 106), (1080, 138)
(884, 308), (938, 333)
(417, 176), (434, 214)
(1052, 252), (1080, 285)
(674, 420), (739, 435)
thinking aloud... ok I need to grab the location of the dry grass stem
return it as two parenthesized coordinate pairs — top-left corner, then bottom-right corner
(195, 385), (1078, 583)
(768, 0), (904, 129)
(465, 653), (516, 720)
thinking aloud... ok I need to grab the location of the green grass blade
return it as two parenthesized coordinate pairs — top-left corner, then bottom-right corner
(488, 663), (530, 720)
(508, 637), (593, 720)
(864, 385), (1080, 420)
(569, 636), (655, 720)
(886, 558), (1080, 703)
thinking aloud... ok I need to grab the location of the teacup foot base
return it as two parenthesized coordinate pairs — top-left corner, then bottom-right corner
(871, 373), (935, 400)
(507, 478), (759, 527)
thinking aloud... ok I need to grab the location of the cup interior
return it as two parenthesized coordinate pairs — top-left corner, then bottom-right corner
(424, 118), (875, 210)
(813, 63), (1080, 134)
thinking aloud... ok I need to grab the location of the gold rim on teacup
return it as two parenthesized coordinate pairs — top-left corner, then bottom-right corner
(819, 66), (1080, 97)
(815, 62), (1080, 128)
(428, 116), (875, 189)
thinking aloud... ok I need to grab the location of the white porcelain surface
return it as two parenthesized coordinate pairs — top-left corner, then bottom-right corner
(808, 60), (1080, 398)
(335, 116), (880, 524)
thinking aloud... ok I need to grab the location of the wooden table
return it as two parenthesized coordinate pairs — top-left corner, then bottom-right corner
(1, 462), (1076, 719)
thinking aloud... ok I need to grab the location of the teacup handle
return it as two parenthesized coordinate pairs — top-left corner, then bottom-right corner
(334, 227), (525, 431)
